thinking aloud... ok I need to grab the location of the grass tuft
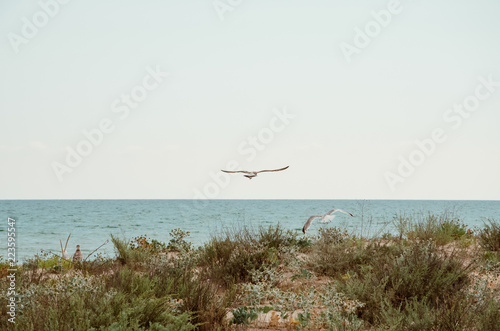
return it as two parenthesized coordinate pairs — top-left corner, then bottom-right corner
(393, 212), (471, 245)
(197, 224), (305, 286)
(479, 219), (500, 252)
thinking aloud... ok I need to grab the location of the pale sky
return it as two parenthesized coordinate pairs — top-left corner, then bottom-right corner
(1, 0), (499, 200)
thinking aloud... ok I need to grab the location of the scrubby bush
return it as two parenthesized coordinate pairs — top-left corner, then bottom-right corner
(309, 227), (402, 278)
(151, 257), (234, 329)
(167, 229), (192, 252)
(111, 234), (151, 266)
(230, 306), (258, 325)
(479, 219), (500, 252)
(7, 269), (197, 330)
(131, 234), (167, 253)
(336, 240), (473, 327)
(197, 224), (303, 286)
(396, 213), (470, 245)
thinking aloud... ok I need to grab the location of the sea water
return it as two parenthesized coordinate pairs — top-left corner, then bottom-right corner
(0, 199), (498, 262)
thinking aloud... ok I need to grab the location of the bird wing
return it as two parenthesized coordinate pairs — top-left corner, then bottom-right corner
(327, 208), (354, 217)
(255, 166), (289, 173)
(302, 215), (321, 233)
(221, 170), (252, 174)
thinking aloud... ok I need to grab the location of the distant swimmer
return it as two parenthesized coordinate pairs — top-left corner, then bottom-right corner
(73, 245), (83, 262)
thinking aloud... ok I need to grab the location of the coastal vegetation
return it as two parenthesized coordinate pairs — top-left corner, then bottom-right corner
(1, 214), (499, 330)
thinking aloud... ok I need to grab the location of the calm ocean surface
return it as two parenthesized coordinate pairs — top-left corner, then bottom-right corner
(1, 199), (499, 262)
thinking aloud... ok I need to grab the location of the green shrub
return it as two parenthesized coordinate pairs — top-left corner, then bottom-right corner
(479, 219), (500, 252)
(111, 234), (150, 266)
(378, 289), (500, 330)
(6, 268), (197, 330)
(75, 252), (114, 275)
(439, 219), (467, 239)
(308, 226), (360, 276)
(130, 234), (167, 253)
(310, 231), (402, 278)
(392, 214), (412, 240)
(316, 227), (352, 245)
(476, 296), (500, 331)
(393, 213), (470, 245)
(198, 224), (300, 286)
(37, 255), (72, 271)
(337, 240), (472, 326)
(167, 229), (192, 252)
(146, 250), (234, 330)
(230, 306), (258, 325)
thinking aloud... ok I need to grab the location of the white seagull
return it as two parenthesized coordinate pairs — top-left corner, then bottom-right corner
(221, 166), (289, 179)
(302, 208), (354, 234)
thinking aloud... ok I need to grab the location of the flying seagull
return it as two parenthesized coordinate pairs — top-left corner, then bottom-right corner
(302, 208), (354, 234)
(221, 166), (289, 179)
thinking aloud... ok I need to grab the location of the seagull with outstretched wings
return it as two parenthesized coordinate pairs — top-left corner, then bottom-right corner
(302, 208), (354, 234)
(221, 166), (289, 179)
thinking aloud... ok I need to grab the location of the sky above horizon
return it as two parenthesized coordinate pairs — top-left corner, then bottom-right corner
(1, 0), (499, 200)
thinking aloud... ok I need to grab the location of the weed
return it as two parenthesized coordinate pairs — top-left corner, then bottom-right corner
(37, 255), (72, 272)
(231, 306), (258, 325)
(198, 224), (300, 286)
(337, 240), (472, 326)
(392, 214), (412, 240)
(392, 213), (470, 245)
(111, 234), (150, 266)
(167, 228), (193, 252)
(479, 219), (500, 252)
(131, 234), (167, 253)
